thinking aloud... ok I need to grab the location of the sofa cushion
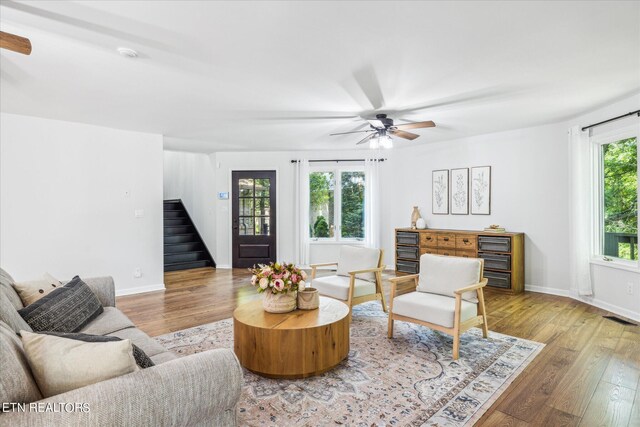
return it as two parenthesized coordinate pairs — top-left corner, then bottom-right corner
(392, 292), (477, 328)
(13, 273), (62, 307)
(0, 321), (42, 404)
(0, 268), (24, 310)
(0, 292), (32, 334)
(21, 330), (139, 398)
(313, 275), (376, 301)
(108, 327), (168, 358)
(18, 276), (104, 333)
(79, 307), (135, 336)
(418, 254), (481, 302)
(41, 331), (155, 369)
(336, 245), (381, 282)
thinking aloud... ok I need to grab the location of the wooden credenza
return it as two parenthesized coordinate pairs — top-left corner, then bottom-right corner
(395, 228), (525, 294)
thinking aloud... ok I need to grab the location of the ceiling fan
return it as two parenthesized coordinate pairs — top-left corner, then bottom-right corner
(0, 31), (32, 55)
(330, 113), (435, 149)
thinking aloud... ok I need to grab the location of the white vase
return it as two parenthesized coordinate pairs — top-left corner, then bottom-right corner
(262, 289), (297, 313)
(416, 218), (427, 229)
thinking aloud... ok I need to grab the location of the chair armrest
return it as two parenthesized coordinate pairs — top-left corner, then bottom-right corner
(0, 348), (242, 427)
(454, 278), (488, 295)
(388, 274), (419, 284)
(82, 276), (116, 307)
(348, 266), (386, 275)
(309, 262), (338, 268)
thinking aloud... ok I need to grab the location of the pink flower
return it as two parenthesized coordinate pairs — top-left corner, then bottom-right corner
(261, 266), (272, 275)
(283, 271), (290, 279)
(301, 270), (308, 280)
(273, 279), (285, 291)
(272, 273), (283, 279)
(259, 277), (269, 289)
(291, 274), (299, 283)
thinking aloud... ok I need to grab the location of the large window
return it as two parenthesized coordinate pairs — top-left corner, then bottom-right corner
(309, 169), (365, 240)
(597, 136), (638, 261)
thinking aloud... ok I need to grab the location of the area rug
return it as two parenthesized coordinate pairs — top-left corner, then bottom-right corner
(156, 302), (543, 426)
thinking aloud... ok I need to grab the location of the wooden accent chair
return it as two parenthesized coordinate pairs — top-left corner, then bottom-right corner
(310, 246), (386, 316)
(387, 254), (489, 360)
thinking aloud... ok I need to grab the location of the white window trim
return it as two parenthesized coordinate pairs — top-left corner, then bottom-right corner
(308, 164), (366, 244)
(590, 124), (640, 271)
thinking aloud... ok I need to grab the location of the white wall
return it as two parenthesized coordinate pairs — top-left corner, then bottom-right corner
(385, 122), (571, 292)
(163, 150), (217, 261)
(0, 113), (164, 295)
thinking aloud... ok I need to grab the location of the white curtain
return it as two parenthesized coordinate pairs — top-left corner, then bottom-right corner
(364, 158), (381, 249)
(294, 160), (310, 266)
(568, 125), (593, 296)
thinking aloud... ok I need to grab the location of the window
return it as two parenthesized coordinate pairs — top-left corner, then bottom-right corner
(238, 178), (271, 235)
(596, 136), (638, 261)
(309, 169), (366, 241)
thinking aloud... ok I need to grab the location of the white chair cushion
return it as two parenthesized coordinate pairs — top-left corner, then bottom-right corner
(418, 254), (481, 302)
(392, 292), (478, 328)
(313, 275), (376, 301)
(336, 245), (381, 282)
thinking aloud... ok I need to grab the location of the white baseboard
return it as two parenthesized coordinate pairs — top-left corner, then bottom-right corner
(116, 283), (165, 296)
(525, 284), (639, 322)
(216, 264), (232, 269)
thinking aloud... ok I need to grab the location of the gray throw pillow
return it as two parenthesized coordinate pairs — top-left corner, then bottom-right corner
(40, 331), (155, 369)
(18, 276), (103, 333)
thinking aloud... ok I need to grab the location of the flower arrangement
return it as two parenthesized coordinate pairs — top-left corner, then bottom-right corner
(249, 262), (307, 294)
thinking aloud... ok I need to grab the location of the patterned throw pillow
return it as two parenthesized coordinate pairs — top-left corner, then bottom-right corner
(17, 276), (103, 333)
(13, 273), (62, 306)
(41, 331), (155, 368)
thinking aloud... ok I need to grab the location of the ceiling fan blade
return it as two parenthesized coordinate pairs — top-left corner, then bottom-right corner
(355, 133), (376, 145)
(390, 130), (419, 140)
(353, 65), (385, 110)
(394, 121), (436, 131)
(0, 31), (32, 55)
(367, 119), (385, 128)
(330, 129), (375, 136)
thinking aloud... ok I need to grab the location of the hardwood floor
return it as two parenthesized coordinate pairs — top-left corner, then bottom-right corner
(117, 267), (640, 426)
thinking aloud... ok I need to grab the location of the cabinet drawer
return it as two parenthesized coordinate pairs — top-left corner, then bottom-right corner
(420, 247), (437, 256)
(456, 249), (476, 259)
(437, 248), (455, 257)
(478, 236), (511, 253)
(437, 234), (456, 248)
(420, 232), (438, 248)
(397, 231), (419, 245)
(456, 235), (477, 250)
(396, 260), (419, 274)
(397, 246), (419, 260)
(480, 253), (511, 271)
(484, 271), (511, 289)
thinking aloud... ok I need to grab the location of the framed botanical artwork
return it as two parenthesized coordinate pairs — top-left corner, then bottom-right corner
(450, 168), (469, 215)
(432, 169), (449, 214)
(471, 166), (491, 215)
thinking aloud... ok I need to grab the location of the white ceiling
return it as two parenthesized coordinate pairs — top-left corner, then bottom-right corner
(1, 1), (639, 152)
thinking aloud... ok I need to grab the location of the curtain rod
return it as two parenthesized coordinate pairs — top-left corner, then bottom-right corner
(581, 110), (640, 132)
(290, 158), (386, 163)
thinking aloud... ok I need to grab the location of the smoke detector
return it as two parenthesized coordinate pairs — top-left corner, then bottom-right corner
(117, 47), (138, 58)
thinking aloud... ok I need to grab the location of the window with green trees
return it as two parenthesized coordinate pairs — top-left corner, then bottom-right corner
(309, 169), (366, 240)
(601, 137), (637, 260)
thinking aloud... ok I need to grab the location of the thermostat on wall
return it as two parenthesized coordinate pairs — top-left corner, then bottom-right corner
(218, 192), (229, 200)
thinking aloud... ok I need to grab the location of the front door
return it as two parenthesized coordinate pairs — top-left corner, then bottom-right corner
(232, 170), (276, 268)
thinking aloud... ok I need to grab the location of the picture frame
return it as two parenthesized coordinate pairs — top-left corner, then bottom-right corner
(450, 168), (469, 215)
(432, 169), (449, 215)
(471, 166), (491, 215)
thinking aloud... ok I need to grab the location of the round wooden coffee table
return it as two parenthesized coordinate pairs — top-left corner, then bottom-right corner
(233, 296), (350, 379)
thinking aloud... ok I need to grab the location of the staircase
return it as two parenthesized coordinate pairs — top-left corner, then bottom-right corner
(164, 200), (216, 272)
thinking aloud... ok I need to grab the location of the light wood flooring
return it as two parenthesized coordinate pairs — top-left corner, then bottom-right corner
(117, 267), (640, 427)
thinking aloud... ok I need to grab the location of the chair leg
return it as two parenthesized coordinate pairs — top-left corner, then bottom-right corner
(387, 316), (394, 338)
(481, 315), (489, 339)
(477, 288), (489, 339)
(376, 271), (387, 313)
(452, 331), (460, 360)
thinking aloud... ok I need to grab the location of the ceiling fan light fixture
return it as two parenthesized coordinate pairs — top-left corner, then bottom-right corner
(380, 135), (393, 149)
(369, 136), (379, 149)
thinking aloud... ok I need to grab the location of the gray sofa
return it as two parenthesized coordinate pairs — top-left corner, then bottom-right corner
(0, 268), (243, 426)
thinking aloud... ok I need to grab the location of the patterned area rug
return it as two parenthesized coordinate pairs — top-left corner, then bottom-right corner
(156, 302), (543, 426)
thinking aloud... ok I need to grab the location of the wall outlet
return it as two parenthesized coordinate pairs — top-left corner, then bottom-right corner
(133, 268), (142, 278)
(627, 282), (634, 295)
